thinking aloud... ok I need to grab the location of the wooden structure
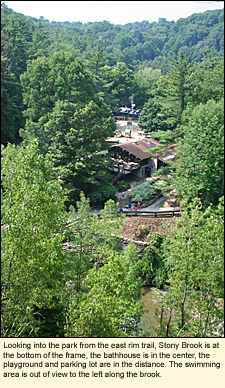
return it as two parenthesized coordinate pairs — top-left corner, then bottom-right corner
(122, 208), (180, 217)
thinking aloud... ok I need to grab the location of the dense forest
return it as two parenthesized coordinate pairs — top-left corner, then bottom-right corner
(1, 3), (224, 337)
(1, 3), (224, 143)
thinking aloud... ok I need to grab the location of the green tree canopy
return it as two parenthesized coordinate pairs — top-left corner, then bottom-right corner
(132, 67), (161, 109)
(1, 9), (34, 80)
(158, 198), (224, 337)
(65, 194), (143, 337)
(171, 98), (224, 206)
(1, 56), (24, 145)
(100, 61), (134, 109)
(20, 51), (116, 202)
(189, 53), (224, 106)
(138, 97), (167, 133)
(1, 142), (70, 337)
(159, 53), (194, 129)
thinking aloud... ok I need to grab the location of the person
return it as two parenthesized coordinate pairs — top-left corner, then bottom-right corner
(138, 202), (141, 210)
(118, 206), (123, 216)
(128, 201), (131, 209)
(134, 203), (137, 211)
(122, 192), (126, 200)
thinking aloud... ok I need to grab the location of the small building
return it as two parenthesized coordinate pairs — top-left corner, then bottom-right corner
(109, 138), (162, 178)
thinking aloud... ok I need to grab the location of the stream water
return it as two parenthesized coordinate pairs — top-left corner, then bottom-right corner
(139, 287), (160, 337)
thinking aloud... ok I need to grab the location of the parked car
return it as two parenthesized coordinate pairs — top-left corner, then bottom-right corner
(134, 109), (141, 116)
(120, 107), (130, 115)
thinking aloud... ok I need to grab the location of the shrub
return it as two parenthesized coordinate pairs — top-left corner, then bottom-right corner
(135, 225), (151, 240)
(129, 181), (156, 203)
(117, 180), (128, 192)
(89, 181), (117, 204)
(141, 245), (168, 289)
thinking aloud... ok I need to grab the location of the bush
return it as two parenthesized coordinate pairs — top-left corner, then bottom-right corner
(141, 245), (168, 289)
(89, 181), (117, 204)
(135, 225), (150, 240)
(129, 181), (156, 203)
(117, 180), (129, 192)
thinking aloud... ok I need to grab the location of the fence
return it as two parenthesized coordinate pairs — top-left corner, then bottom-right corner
(122, 208), (180, 217)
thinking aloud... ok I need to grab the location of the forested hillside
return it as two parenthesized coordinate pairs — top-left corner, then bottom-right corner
(1, 2), (224, 144)
(2, 3), (223, 71)
(1, 3), (224, 338)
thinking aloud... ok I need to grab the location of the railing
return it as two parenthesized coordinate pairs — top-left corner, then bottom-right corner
(122, 208), (180, 217)
(87, 208), (180, 218)
(110, 170), (125, 184)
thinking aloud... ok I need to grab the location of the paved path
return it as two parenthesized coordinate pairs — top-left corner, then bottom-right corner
(141, 196), (167, 210)
(88, 195), (179, 216)
(140, 196), (175, 212)
(123, 196), (179, 212)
